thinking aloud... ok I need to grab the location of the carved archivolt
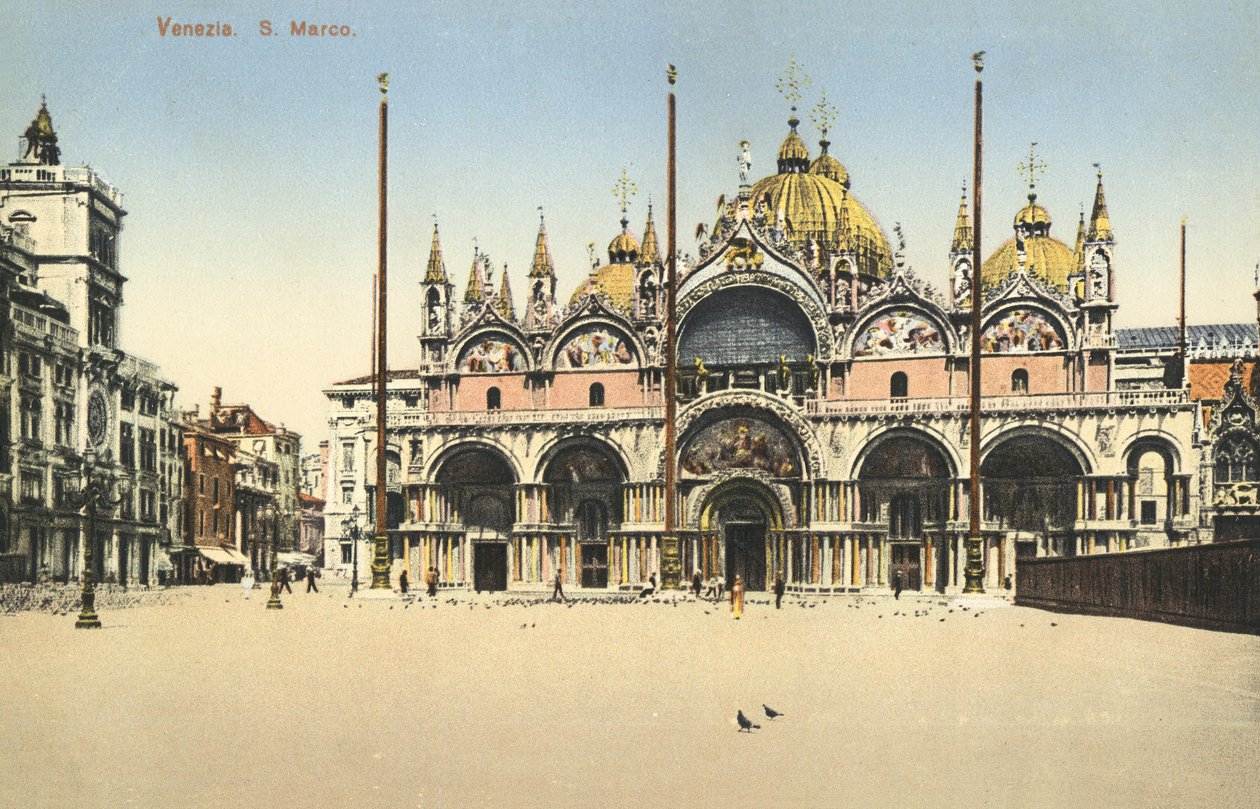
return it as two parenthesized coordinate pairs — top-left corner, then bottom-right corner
(685, 471), (797, 531)
(677, 272), (833, 360)
(661, 389), (825, 478)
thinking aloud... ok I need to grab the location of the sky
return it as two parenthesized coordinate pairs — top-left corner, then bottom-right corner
(3, 0), (1258, 447)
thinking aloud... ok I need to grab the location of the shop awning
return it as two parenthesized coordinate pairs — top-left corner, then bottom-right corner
(198, 546), (250, 566)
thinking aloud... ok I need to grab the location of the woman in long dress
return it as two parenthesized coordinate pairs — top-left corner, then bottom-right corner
(241, 568), (255, 599)
(730, 575), (745, 620)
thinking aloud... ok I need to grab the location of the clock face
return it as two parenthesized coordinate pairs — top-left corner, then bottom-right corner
(87, 390), (108, 447)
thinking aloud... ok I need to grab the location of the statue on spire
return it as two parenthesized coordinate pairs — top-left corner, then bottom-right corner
(737, 140), (752, 186)
(21, 97), (60, 166)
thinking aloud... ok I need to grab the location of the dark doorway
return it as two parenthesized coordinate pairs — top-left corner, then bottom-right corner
(117, 536), (129, 588)
(580, 544), (608, 588)
(890, 544), (921, 591)
(725, 523), (767, 592)
(473, 543), (508, 592)
(139, 537), (150, 586)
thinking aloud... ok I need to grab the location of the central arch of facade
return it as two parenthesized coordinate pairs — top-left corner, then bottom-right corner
(688, 476), (787, 592)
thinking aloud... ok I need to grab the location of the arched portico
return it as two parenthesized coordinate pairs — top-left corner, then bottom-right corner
(688, 477), (786, 592)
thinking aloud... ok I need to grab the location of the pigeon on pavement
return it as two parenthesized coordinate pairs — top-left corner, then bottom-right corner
(737, 710), (760, 732)
(763, 704), (784, 720)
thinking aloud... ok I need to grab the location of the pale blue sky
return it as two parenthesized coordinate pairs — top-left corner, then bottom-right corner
(3, 1), (1258, 443)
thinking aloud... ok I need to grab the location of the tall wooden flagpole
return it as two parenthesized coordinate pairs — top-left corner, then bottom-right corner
(371, 73), (391, 589)
(964, 52), (986, 594)
(661, 64), (681, 588)
(1178, 217), (1187, 387)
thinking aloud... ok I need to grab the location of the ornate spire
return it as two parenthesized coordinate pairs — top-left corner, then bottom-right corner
(808, 90), (848, 186)
(424, 221), (448, 283)
(640, 202), (660, 264)
(951, 181), (973, 253)
(1088, 163), (1113, 241)
(20, 96), (60, 166)
(835, 188), (854, 253)
(463, 247), (486, 303)
(494, 264), (516, 321)
(528, 209), (555, 278)
(1073, 205), (1087, 272)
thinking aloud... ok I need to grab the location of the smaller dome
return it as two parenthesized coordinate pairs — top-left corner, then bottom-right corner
(1015, 194), (1051, 227)
(776, 118), (810, 173)
(809, 140), (849, 187)
(607, 215), (640, 264)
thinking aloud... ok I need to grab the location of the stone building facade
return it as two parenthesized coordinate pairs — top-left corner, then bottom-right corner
(0, 100), (182, 585)
(323, 101), (1210, 595)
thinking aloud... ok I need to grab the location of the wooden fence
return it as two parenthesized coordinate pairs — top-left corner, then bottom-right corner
(1015, 539), (1260, 634)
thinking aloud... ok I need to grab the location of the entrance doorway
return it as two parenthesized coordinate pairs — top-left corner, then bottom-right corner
(890, 544), (921, 591)
(725, 522), (767, 592)
(580, 544), (608, 588)
(473, 543), (507, 592)
(117, 536), (129, 588)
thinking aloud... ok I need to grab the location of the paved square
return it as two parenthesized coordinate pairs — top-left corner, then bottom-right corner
(3, 584), (1256, 808)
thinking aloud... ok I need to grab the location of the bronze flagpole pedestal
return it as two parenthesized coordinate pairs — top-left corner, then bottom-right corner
(370, 72), (392, 590)
(964, 52), (987, 594)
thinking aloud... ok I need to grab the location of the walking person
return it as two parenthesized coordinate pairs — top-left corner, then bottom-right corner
(552, 571), (565, 602)
(399, 568), (409, 594)
(893, 569), (903, 600)
(279, 567), (293, 594)
(774, 570), (785, 609)
(716, 574), (726, 601)
(426, 565), (438, 598)
(306, 568), (319, 593)
(703, 575), (717, 600)
(730, 574), (745, 620)
(691, 569), (703, 599)
(241, 568), (255, 600)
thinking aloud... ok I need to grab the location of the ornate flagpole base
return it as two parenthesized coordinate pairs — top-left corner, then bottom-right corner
(659, 535), (681, 589)
(963, 535), (986, 594)
(369, 532), (391, 590)
(266, 573), (284, 609)
(75, 610), (102, 629)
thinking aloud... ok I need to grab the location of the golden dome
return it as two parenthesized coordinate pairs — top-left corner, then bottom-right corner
(777, 128), (810, 166)
(1015, 195), (1051, 227)
(981, 235), (1076, 291)
(809, 140), (849, 187)
(747, 170), (893, 278)
(568, 262), (634, 313)
(607, 215), (640, 264)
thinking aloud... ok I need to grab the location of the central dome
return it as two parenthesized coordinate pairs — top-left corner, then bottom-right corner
(738, 124), (892, 279)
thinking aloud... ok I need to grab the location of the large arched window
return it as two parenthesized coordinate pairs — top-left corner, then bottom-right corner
(486, 387), (501, 411)
(1215, 434), (1259, 483)
(589, 383), (605, 407)
(890, 372), (908, 399)
(1012, 369), (1029, 393)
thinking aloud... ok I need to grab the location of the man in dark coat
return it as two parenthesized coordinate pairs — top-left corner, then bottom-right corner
(399, 568), (409, 594)
(893, 570), (903, 600)
(306, 568), (318, 593)
(279, 567), (292, 594)
(774, 571), (785, 609)
(692, 570), (703, 598)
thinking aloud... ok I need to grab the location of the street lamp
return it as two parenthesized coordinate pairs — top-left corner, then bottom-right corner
(262, 501), (282, 609)
(341, 504), (362, 597)
(75, 448), (124, 629)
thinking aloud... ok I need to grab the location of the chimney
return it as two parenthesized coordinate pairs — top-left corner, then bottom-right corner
(211, 386), (222, 413)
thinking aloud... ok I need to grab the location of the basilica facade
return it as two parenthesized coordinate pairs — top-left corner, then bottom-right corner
(323, 106), (1210, 595)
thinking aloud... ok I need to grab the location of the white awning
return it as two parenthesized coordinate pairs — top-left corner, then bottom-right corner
(199, 546), (249, 566)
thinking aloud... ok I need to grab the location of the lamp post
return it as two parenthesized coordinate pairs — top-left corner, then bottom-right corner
(263, 501), (282, 609)
(75, 449), (123, 629)
(341, 505), (362, 597)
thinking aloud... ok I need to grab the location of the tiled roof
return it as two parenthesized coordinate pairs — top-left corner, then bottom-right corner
(1189, 359), (1258, 403)
(1116, 322), (1257, 350)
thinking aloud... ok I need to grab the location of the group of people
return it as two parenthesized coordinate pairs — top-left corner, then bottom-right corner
(239, 566), (319, 599)
(688, 570), (789, 617)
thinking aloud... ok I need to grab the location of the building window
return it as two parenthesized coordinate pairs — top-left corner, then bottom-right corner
(486, 387), (501, 410)
(19, 395), (42, 442)
(1012, 369), (1029, 393)
(341, 543), (353, 565)
(212, 478), (219, 504)
(140, 428), (157, 471)
(54, 401), (74, 445)
(199, 473), (206, 494)
(589, 383), (605, 407)
(890, 372), (908, 399)
(1215, 435), (1259, 483)
(342, 485), (353, 505)
(120, 388), (135, 411)
(119, 422), (135, 468)
(20, 471), (44, 505)
(1140, 501), (1157, 524)
(18, 352), (42, 379)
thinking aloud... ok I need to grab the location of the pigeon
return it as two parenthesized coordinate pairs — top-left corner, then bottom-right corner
(737, 710), (760, 732)
(763, 704), (784, 720)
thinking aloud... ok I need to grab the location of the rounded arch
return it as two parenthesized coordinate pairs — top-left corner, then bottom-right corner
(532, 434), (630, 485)
(981, 430), (1086, 535)
(677, 271), (833, 360)
(844, 424), (962, 481)
(550, 321), (640, 370)
(425, 438), (523, 483)
(979, 423), (1096, 475)
(543, 307), (647, 372)
(679, 285), (817, 367)
(451, 329), (531, 374)
(670, 390), (825, 479)
(856, 431), (955, 481)
(696, 476), (787, 533)
(1121, 432), (1183, 474)
(537, 436), (629, 527)
(847, 303), (953, 357)
(980, 304), (1070, 353)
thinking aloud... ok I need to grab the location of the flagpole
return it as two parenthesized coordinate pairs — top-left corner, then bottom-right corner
(371, 73), (391, 589)
(661, 64), (681, 588)
(964, 53), (986, 594)
(1178, 218), (1187, 387)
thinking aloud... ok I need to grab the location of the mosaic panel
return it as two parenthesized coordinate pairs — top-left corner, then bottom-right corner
(982, 309), (1064, 352)
(458, 336), (526, 372)
(853, 310), (944, 356)
(681, 417), (799, 477)
(557, 327), (636, 368)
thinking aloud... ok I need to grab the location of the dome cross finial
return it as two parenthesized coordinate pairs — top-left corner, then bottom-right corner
(809, 90), (837, 142)
(1017, 141), (1049, 196)
(611, 166), (638, 217)
(775, 55), (813, 119)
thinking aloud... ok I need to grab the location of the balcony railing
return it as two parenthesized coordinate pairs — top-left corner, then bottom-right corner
(806, 388), (1191, 417)
(388, 405), (664, 428)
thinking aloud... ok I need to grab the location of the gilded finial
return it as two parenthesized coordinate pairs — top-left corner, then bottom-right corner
(666, 64), (677, 86)
(1092, 161), (1103, 179)
(611, 166), (638, 215)
(377, 73), (390, 95)
(972, 51), (986, 73)
(809, 91), (838, 140)
(1017, 142), (1048, 194)
(775, 54), (813, 116)
(538, 205), (545, 224)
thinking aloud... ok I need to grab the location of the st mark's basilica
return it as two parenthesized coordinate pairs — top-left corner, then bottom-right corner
(321, 79), (1250, 596)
